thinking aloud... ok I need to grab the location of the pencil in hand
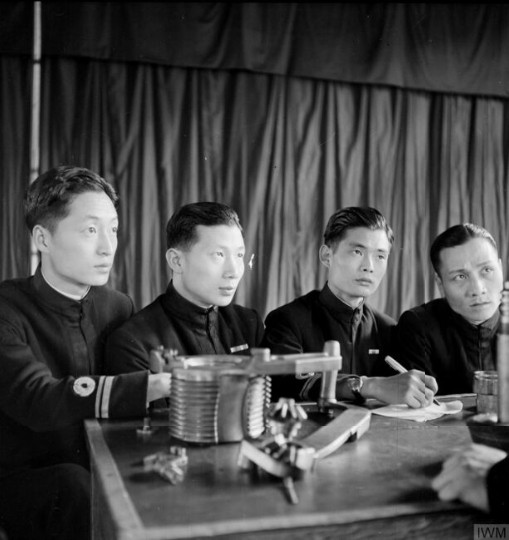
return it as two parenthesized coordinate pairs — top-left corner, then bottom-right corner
(384, 355), (440, 407)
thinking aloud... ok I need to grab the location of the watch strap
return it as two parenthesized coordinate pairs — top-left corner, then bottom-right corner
(347, 375), (366, 404)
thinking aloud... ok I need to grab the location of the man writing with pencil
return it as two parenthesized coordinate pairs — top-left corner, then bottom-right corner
(262, 207), (438, 408)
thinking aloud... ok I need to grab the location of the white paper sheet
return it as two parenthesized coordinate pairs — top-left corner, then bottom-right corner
(371, 400), (464, 422)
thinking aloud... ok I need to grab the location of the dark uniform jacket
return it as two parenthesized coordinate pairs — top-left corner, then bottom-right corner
(104, 281), (265, 374)
(261, 284), (396, 400)
(488, 456), (509, 519)
(0, 268), (148, 477)
(393, 298), (499, 395)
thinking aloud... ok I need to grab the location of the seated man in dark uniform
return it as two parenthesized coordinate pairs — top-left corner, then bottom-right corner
(262, 206), (437, 407)
(105, 202), (264, 373)
(0, 166), (171, 540)
(394, 223), (504, 394)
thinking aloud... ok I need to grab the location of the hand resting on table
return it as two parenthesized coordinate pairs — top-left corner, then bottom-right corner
(432, 443), (507, 513)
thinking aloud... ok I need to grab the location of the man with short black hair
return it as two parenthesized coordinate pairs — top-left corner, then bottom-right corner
(394, 223), (504, 394)
(262, 206), (437, 407)
(0, 166), (171, 540)
(105, 201), (264, 374)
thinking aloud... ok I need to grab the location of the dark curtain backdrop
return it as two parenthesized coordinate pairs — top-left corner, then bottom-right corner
(2, 3), (509, 320)
(0, 57), (30, 279)
(3, 3), (509, 98)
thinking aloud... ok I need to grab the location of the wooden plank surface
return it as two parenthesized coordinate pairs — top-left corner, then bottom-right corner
(86, 396), (489, 540)
(86, 419), (145, 540)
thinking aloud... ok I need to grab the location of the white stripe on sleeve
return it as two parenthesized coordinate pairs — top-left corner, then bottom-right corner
(100, 376), (114, 419)
(95, 376), (106, 418)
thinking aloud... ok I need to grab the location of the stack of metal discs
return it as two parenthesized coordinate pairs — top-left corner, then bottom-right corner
(169, 355), (270, 444)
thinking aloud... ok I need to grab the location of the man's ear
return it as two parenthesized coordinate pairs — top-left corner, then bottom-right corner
(32, 225), (50, 253)
(434, 271), (445, 296)
(319, 244), (331, 268)
(166, 248), (183, 274)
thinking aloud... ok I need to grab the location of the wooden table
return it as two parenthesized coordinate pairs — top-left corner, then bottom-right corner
(85, 396), (490, 540)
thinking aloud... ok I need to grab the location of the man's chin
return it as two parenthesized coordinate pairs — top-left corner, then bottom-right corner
(213, 291), (237, 306)
(353, 284), (376, 297)
(88, 275), (111, 287)
(215, 297), (234, 307)
(464, 306), (498, 325)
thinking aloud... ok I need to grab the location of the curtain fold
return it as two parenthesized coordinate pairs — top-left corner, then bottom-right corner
(2, 57), (507, 319)
(0, 57), (30, 278)
(3, 3), (509, 98)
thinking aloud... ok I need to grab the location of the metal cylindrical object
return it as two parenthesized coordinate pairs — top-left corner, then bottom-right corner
(498, 284), (509, 423)
(474, 370), (498, 415)
(318, 340), (341, 408)
(168, 355), (270, 444)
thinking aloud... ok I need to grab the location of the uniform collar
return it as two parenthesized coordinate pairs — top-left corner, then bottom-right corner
(41, 268), (90, 301)
(163, 281), (218, 324)
(319, 283), (364, 324)
(32, 266), (91, 318)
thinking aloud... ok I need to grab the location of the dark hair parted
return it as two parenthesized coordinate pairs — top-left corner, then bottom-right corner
(166, 202), (243, 250)
(323, 207), (394, 249)
(430, 223), (498, 276)
(24, 166), (118, 232)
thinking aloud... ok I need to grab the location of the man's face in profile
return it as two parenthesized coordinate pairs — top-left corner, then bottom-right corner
(320, 226), (390, 308)
(171, 224), (245, 308)
(436, 237), (503, 325)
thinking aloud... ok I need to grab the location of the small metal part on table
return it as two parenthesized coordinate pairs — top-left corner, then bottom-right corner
(238, 402), (372, 504)
(143, 447), (188, 484)
(282, 476), (299, 505)
(136, 416), (154, 437)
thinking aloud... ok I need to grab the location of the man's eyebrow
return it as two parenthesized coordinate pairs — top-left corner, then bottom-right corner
(347, 241), (388, 253)
(446, 266), (467, 275)
(82, 214), (118, 221)
(210, 243), (245, 249)
(446, 259), (496, 275)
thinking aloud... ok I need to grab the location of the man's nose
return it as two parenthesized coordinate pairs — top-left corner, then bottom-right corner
(361, 254), (374, 272)
(468, 274), (487, 296)
(224, 255), (242, 278)
(98, 230), (116, 255)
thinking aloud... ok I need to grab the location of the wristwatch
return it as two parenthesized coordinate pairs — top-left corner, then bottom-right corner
(346, 375), (366, 404)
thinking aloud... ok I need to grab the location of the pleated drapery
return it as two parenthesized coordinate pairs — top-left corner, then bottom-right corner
(3, 3), (509, 98)
(2, 55), (509, 319)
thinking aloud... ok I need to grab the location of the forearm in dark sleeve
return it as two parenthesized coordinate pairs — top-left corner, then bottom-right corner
(487, 456), (509, 519)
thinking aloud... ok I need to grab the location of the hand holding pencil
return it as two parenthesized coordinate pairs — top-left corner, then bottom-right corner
(385, 355), (441, 407)
(359, 355), (438, 409)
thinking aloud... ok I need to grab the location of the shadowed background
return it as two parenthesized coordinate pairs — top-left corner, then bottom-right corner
(1, 2), (509, 320)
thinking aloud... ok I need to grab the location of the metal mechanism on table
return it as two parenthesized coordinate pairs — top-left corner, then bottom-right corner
(149, 341), (371, 503)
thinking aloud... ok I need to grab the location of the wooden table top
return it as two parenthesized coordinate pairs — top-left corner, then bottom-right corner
(86, 395), (490, 540)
